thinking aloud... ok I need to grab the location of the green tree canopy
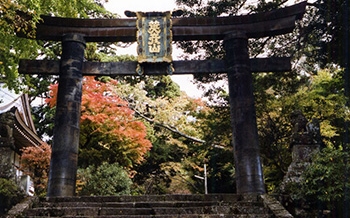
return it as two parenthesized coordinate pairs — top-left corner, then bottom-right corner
(0, 0), (111, 92)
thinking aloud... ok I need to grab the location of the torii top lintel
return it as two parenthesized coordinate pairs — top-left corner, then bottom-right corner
(32, 1), (306, 42)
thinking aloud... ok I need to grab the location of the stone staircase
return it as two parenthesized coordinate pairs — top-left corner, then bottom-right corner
(9, 194), (293, 218)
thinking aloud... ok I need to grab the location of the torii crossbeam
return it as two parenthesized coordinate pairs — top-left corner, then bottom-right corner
(18, 1), (307, 197)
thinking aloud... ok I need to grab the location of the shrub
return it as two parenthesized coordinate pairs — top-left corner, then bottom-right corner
(0, 178), (24, 215)
(300, 147), (349, 204)
(77, 162), (132, 196)
(291, 147), (350, 216)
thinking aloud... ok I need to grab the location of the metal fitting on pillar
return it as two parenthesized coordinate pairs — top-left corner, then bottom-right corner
(62, 33), (86, 44)
(223, 31), (249, 70)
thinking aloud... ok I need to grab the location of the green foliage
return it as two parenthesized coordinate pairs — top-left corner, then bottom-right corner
(132, 139), (179, 194)
(183, 100), (236, 193)
(144, 76), (181, 99)
(77, 162), (132, 196)
(256, 68), (348, 192)
(300, 0), (350, 68)
(0, 178), (24, 215)
(206, 148), (235, 193)
(293, 147), (350, 213)
(16, 0), (110, 18)
(288, 69), (348, 146)
(0, 0), (112, 92)
(32, 104), (55, 143)
(114, 78), (220, 194)
(176, 0), (248, 17)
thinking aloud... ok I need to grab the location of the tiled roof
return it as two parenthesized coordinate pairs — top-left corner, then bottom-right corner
(0, 85), (44, 150)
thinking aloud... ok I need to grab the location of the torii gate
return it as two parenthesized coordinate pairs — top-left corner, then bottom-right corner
(18, 2), (306, 197)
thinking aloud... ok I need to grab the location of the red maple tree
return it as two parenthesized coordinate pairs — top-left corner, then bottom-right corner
(47, 77), (152, 168)
(20, 143), (51, 196)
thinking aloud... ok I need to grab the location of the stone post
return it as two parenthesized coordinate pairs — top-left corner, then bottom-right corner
(280, 111), (321, 191)
(47, 34), (86, 197)
(223, 31), (265, 194)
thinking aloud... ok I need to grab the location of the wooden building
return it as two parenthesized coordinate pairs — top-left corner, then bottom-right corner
(0, 84), (44, 196)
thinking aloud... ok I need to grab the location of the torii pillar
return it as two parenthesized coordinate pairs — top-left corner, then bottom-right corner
(224, 31), (265, 194)
(47, 34), (85, 196)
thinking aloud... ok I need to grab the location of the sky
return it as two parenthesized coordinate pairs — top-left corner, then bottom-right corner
(103, 0), (206, 98)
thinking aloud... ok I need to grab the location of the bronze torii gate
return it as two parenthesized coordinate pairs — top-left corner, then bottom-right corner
(19, 2), (306, 197)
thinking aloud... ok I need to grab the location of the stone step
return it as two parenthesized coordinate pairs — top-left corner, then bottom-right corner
(25, 207), (153, 216)
(24, 214), (271, 218)
(19, 194), (275, 217)
(24, 205), (269, 217)
(42, 194), (243, 203)
(39, 201), (230, 208)
(38, 200), (263, 208)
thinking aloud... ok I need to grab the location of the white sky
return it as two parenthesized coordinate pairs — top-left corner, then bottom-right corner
(104, 0), (205, 98)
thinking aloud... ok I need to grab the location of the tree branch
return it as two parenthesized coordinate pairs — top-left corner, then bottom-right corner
(132, 107), (228, 150)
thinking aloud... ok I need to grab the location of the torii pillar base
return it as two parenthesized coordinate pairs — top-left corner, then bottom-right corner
(224, 31), (265, 194)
